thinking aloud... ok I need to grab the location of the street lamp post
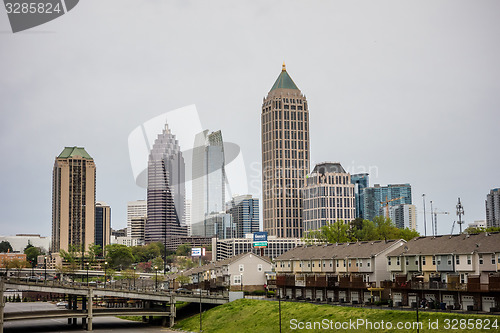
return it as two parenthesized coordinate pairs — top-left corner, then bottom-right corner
(44, 256), (47, 283)
(155, 266), (158, 291)
(199, 272), (202, 332)
(104, 261), (108, 288)
(133, 266), (136, 290)
(240, 274), (243, 292)
(86, 262), (90, 286)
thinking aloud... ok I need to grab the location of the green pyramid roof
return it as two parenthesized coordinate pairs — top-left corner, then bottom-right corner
(270, 64), (299, 91)
(58, 146), (93, 159)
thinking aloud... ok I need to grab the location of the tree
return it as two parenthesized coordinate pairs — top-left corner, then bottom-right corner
(305, 220), (353, 244)
(399, 228), (420, 241)
(88, 243), (102, 266)
(176, 243), (192, 256)
(0, 241), (13, 253)
(176, 275), (190, 286)
(105, 244), (134, 270)
(10, 259), (29, 277)
(24, 247), (41, 267)
(373, 216), (400, 241)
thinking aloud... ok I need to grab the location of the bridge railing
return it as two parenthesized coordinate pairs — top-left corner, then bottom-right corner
(3, 277), (229, 298)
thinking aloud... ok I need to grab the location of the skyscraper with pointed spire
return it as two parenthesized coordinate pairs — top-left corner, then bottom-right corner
(146, 124), (187, 244)
(261, 63), (310, 237)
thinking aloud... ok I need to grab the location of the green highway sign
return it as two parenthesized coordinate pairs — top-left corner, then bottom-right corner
(253, 241), (268, 247)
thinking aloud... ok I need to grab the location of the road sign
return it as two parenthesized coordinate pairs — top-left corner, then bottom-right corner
(253, 232), (268, 248)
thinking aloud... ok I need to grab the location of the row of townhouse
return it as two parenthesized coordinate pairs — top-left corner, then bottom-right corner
(274, 232), (500, 312)
(274, 239), (405, 303)
(387, 232), (500, 312)
(167, 252), (273, 292)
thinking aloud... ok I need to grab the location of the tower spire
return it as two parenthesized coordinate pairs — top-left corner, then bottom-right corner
(282, 61), (286, 71)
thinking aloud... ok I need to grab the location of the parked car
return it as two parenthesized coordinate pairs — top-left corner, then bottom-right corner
(175, 287), (190, 294)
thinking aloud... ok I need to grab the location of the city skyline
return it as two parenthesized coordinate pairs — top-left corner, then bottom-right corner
(1, 1), (499, 237)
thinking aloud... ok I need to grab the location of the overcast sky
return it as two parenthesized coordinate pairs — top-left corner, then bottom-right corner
(1, 0), (499, 238)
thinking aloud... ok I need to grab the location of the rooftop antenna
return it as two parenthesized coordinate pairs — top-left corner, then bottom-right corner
(457, 198), (465, 233)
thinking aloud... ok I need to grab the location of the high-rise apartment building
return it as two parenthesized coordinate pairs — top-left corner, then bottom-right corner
(351, 173), (369, 219)
(192, 130), (226, 227)
(228, 194), (260, 238)
(261, 64), (310, 238)
(486, 188), (500, 228)
(303, 162), (355, 232)
(386, 204), (417, 230)
(363, 184), (412, 222)
(51, 147), (96, 253)
(127, 200), (147, 237)
(95, 202), (111, 254)
(146, 124), (187, 244)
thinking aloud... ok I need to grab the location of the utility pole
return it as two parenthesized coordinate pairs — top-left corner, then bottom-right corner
(422, 194), (427, 237)
(430, 201), (434, 236)
(457, 198), (465, 234)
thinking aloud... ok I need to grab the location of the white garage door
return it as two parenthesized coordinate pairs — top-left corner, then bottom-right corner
(443, 295), (454, 307)
(339, 291), (346, 302)
(393, 292), (402, 303)
(462, 296), (474, 310)
(327, 290), (334, 301)
(408, 295), (417, 306)
(351, 291), (359, 302)
(296, 289), (303, 297)
(364, 292), (371, 303)
(286, 288), (293, 298)
(316, 290), (323, 301)
(425, 294), (436, 302)
(305, 289), (313, 299)
(482, 297), (495, 312)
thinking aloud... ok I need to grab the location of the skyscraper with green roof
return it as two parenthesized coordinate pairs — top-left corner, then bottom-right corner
(261, 64), (310, 238)
(51, 146), (96, 253)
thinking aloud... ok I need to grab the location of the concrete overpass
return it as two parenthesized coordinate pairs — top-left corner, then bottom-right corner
(0, 278), (230, 332)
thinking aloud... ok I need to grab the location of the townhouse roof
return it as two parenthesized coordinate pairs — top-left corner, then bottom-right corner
(170, 252), (272, 280)
(386, 232), (500, 257)
(275, 239), (405, 261)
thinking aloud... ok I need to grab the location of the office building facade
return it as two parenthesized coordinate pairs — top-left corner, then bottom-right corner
(191, 212), (233, 239)
(363, 184), (412, 222)
(261, 64), (310, 238)
(127, 200), (147, 237)
(95, 202), (111, 254)
(146, 124), (187, 244)
(486, 188), (500, 228)
(51, 147), (96, 253)
(192, 130), (226, 228)
(386, 204), (417, 230)
(130, 216), (146, 245)
(303, 162), (355, 232)
(351, 173), (369, 219)
(228, 195), (259, 238)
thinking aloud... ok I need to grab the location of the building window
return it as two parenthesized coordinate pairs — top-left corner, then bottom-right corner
(367, 262), (370, 267)
(258, 264), (262, 272)
(467, 255), (471, 265)
(388, 257), (391, 266)
(432, 256), (436, 266)
(396, 257), (400, 266)
(479, 255), (483, 265)
(498, 254), (500, 264)
(422, 257), (426, 265)
(336, 260), (339, 268)
(234, 275), (241, 284)
(456, 256), (460, 265)
(492, 254), (496, 265)
(239, 264), (244, 272)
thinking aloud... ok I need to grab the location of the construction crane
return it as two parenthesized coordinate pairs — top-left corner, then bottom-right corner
(380, 196), (404, 217)
(432, 209), (449, 236)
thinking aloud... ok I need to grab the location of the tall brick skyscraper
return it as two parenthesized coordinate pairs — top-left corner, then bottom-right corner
(261, 64), (310, 237)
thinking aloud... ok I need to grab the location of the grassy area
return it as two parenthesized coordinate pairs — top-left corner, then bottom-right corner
(174, 299), (500, 333)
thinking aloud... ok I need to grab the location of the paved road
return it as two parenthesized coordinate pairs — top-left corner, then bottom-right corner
(3, 303), (176, 333)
